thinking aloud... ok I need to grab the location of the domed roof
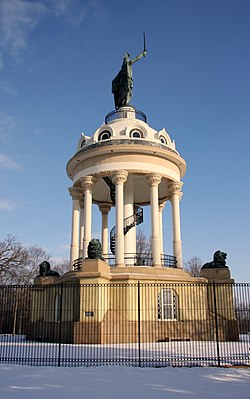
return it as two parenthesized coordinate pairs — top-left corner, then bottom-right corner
(76, 106), (177, 155)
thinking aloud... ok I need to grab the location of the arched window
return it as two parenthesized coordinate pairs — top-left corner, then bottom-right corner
(130, 129), (143, 138)
(55, 293), (62, 322)
(159, 136), (167, 145)
(80, 139), (86, 148)
(98, 130), (111, 141)
(158, 288), (178, 320)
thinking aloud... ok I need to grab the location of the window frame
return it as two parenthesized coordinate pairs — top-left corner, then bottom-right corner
(98, 130), (111, 141)
(158, 288), (178, 321)
(130, 129), (144, 138)
(159, 136), (167, 145)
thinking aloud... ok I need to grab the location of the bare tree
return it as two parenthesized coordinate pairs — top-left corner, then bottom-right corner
(136, 228), (151, 255)
(136, 228), (151, 265)
(19, 245), (50, 284)
(0, 235), (26, 284)
(184, 256), (202, 277)
(52, 258), (71, 275)
(0, 235), (50, 285)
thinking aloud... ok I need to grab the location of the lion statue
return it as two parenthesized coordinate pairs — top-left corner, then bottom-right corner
(87, 239), (104, 260)
(38, 261), (60, 277)
(201, 250), (228, 269)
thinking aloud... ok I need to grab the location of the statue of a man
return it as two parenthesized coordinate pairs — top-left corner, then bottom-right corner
(112, 50), (147, 109)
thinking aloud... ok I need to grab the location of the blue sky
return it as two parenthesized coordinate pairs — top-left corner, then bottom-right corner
(0, 0), (249, 282)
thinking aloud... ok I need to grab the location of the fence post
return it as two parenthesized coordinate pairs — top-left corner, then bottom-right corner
(137, 281), (141, 367)
(57, 283), (63, 367)
(212, 281), (221, 366)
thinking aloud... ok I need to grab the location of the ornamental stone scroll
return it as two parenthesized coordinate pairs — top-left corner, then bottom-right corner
(145, 173), (162, 187)
(167, 181), (183, 201)
(111, 170), (128, 185)
(80, 175), (98, 191)
(68, 186), (83, 200)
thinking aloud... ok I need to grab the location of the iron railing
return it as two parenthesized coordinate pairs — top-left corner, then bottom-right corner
(110, 206), (143, 254)
(0, 282), (249, 367)
(105, 108), (147, 124)
(73, 253), (177, 269)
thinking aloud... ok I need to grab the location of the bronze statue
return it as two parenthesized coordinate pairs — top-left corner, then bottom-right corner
(38, 261), (60, 277)
(112, 33), (147, 109)
(87, 239), (104, 260)
(202, 250), (228, 269)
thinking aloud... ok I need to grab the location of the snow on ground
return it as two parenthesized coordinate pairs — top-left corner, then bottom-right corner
(0, 364), (249, 399)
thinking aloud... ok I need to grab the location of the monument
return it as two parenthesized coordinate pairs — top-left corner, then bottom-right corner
(30, 41), (237, 345)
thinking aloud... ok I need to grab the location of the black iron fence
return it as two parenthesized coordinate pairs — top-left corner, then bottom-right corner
(0, 282), (249, 367)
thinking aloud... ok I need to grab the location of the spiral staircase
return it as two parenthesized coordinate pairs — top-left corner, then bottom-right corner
(102, 176), (143, 255)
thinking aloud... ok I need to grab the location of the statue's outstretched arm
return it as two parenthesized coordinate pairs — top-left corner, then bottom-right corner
(130, 50), (147, 65)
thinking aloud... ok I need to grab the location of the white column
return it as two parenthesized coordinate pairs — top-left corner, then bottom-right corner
(81, 176), (97, 259)
(98, 204), (111, 259)
(168, 181), (183, 268)
(79, 197), (84, 258)
(145, 174), (162, 267)
(124, 174), (136, 265)
(68, 187), (83, 268)
(159, 201), (166, 255)
(112, 170), (128, 267)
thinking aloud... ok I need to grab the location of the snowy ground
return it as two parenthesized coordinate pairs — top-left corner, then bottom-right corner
(0, 364), (250, 399)
(1, 335), (250, 398)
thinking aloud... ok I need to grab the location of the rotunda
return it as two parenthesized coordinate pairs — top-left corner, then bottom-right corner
(66, 105), (186, 271)
(29, 51), (237, 347)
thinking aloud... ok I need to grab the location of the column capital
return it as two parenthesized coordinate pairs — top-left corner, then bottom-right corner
(81, 175), (97, 190)
(159, 201), (166, 212)
(167, 181), (183, 198)
(145, 173), (162, 187)
(111, 170), (128, 185)
(99, 203), (111, 215)
(68, 186), (83, 200)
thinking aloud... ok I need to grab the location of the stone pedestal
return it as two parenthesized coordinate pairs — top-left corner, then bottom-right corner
(200, 267), (234, 283)
(200, 266), (238, 341)
(34, 276), (60, 285)
(81, 258), (111, 274)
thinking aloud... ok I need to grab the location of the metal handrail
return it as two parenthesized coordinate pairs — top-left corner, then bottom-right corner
(73, 257), (82, 271)
(110, 206), (143, 254)
(73, 253), (177, 270)
(105, 109), (147, 124)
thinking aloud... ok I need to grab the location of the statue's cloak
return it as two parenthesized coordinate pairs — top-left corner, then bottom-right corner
(112, 62), (132, 108)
